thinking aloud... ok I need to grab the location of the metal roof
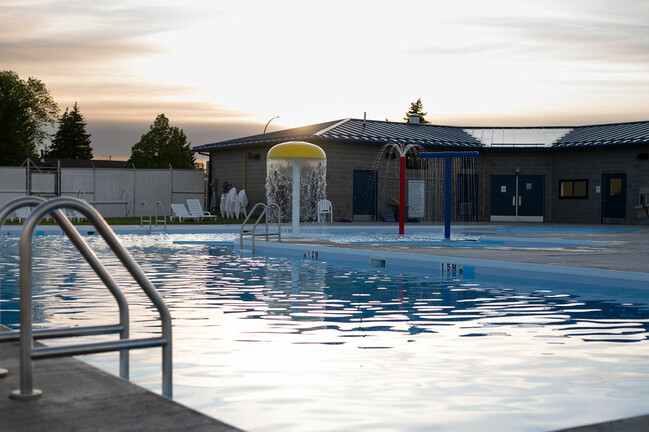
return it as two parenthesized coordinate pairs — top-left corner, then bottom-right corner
(554, 121), (649, 147)
(193, 119), (649, 152)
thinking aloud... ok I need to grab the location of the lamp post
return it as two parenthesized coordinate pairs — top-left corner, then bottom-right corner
(263, 116), (279, 134)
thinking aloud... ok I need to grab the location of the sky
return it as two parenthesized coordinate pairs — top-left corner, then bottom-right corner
(2, 0), (648, 161)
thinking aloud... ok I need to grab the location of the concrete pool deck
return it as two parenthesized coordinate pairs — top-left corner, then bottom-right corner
(281, 222), (649, 274)
(0, 331), (241, 431)
(1, 221), (648, 431)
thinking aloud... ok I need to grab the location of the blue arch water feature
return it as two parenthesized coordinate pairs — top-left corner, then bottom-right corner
(419, 151), (479, 239)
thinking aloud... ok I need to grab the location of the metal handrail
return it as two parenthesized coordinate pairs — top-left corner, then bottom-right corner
(6, 197), (172, 400)
(155, 201), (167, 233)
(0, 196), (130, 382)
(239, 203), (281, 253)
(140, 201), (167, 234)
(140, 201), (152, 232)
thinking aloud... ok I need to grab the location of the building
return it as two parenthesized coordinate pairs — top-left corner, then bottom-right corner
(193, 118), (649, 224)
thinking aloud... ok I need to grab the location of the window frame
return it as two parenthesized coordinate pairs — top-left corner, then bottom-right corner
(559, 179), (589, 199)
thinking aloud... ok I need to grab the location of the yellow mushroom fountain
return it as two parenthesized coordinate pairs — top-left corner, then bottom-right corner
(266, 141), (327, 235)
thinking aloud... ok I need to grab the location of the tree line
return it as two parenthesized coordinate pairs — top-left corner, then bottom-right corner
(0, 70), (195, 168)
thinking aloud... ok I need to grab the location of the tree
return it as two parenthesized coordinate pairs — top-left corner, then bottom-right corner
(126, 114), (196, 169)
(403, 98), (430, 124)
(48, 102), (93, 159)
(0, 70), (59, 165)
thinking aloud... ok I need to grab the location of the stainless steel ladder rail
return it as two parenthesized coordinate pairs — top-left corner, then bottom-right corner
(6, 197), (172, 399)
(140, 201), (152, 232)
(140, 201), (167, 234)
(155, 201), (167, 233)
(239, 203), (281, 253)
(0, 196), (130, 382)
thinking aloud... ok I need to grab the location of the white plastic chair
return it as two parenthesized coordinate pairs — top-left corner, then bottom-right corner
(317, 199), (333, 223)
(225, 188), (237, 219)
(234, 189), (248, 218)
(170, 203), (191, 222)
(187, 198), (218, 221)
(219, 193), (227, 218)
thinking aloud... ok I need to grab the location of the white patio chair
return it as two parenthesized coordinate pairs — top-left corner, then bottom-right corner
(187, 198), (218, 221)
(317, 199), (333, 223)
(234, 189), (248, 218)
(225, 187), (237, 218)
(219, 193), (227, 218)
(170, 203), (192, 222)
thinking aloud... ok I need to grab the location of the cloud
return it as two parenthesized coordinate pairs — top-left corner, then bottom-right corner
(408, 9), (649, 67)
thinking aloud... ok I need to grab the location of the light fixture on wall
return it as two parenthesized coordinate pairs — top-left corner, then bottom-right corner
(248, 152), (261, 160)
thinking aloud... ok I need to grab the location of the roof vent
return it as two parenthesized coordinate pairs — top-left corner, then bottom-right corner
(408, 114), (420, 124)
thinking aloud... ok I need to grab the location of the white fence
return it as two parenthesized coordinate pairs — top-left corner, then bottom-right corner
(0, 165), (206, 218)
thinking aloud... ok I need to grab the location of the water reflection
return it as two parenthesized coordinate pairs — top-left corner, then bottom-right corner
(2, 235), (649, 432)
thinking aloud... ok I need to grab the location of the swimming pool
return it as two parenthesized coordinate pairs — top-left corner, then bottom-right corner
(2, 233), (649, 431)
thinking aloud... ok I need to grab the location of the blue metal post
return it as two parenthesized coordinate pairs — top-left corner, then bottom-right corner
(418, 151), (479, 240)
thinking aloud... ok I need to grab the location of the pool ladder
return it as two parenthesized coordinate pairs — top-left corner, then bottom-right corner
(239, 203), (281, 254)
(140, 200), (167, 233)
(0, 196), (172, 399)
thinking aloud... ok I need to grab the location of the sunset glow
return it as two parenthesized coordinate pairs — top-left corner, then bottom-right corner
(2, 0), (648, 158)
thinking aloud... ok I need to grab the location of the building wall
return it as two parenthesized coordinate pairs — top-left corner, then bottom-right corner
(209, 142), (649, 224)
(549, 146), (649, 224)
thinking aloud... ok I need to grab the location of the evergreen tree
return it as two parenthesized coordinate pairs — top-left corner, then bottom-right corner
(48, 102), (93, 159)
(126, 114), (196, 169)
(403, 98), (430, 124)
(0, 70), (58, 165)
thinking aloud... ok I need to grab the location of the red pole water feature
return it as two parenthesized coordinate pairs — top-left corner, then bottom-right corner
(399, 155), (405, 235)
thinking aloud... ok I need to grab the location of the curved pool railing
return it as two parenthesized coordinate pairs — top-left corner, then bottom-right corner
(140, 200), (167, 234)
(240, 203), (281, 254)
(0, 197), (171, 400)
(141, 200), (152, 230)
(155, 200), (167, 232)
(0, 196), (131, 382)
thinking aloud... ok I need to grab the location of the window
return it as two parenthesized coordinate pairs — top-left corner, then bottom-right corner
(559, 180), (588, 199)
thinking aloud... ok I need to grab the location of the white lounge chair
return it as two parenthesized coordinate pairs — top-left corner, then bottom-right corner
(234, 189), (248, 218)
(66, 209), (86, 223)
(187, 199), (218, 221)
(12, 207), (31, 223)
(170, 203), (192, 222)
(317, 199), (333, 223)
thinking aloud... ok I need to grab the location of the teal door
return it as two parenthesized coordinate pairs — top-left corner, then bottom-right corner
(518, 176), (545, 218)
(353, 170), (377, 221)
(490, 175), (544, 222)
(602, 173), (626, 224)
(490, 175), (516, 218)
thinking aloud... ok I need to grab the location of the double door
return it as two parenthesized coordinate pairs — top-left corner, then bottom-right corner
(490, 175), (544, 222)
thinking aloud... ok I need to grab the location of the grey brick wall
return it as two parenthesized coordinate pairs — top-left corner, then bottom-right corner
(209, 142), (649, 224)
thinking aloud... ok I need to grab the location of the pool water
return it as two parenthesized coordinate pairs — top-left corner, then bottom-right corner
(2, 234), (649, 431)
